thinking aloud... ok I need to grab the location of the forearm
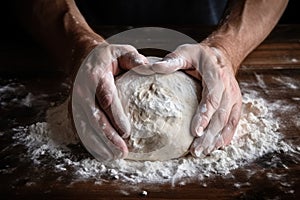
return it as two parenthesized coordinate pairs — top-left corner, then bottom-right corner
(202, 0), (288, 73)
(14, 0), (104, 74)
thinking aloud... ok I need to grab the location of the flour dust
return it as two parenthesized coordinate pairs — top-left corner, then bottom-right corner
(12, 91), (297, 185)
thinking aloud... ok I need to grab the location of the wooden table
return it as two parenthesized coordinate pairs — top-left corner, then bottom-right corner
(0, 25), (299, 199)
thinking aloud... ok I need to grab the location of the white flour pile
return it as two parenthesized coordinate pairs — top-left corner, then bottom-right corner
(13, 91), (295, 184)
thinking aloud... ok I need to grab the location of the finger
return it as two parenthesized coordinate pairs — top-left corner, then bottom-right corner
(96, 71), (131, 138)
(191, 113), (228, 157)
(118, 51), (149, 70)
(191, 90), (232, 156)
(190, 137), (206, 158)
(190, 104), (206, 137)
(75, 84), (128, 150)
(192, 96), (242, 157)
(191, 83), (210, 137)
(151, 55), (193, 74)
(131, 57), (197, 76)
(201, 108), (230, 155)
(79, 104), (128, 160)
(191, 77), (225, 137)
(74, 85), (128, 159)
(190, 127), (223, 157)
(111, 45), (150, 75)
(109, 44), (148, 70)
(131, 63), (156, 75)
(96, 109), (129, 158)
(73, 102), (116, 160)
(215, 101), (242, 150)
(204, 86), (232, 134)
(119, 52), (155, 76)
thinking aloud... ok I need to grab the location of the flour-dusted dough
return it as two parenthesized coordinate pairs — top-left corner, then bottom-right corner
(46, 58), (201, 161)
(116, 64), (201, 161)
(46, 97), (79, 145)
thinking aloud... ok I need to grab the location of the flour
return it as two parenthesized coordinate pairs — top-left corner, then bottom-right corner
(12, 90), (296, 185)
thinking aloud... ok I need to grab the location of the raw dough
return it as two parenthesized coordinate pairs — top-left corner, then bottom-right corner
(116, 65), (201, 161)
(46, 58), (201, 161)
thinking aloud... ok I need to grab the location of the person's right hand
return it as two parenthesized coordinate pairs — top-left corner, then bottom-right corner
(144, 43), (242, 157)
(71, 42), (148, 162)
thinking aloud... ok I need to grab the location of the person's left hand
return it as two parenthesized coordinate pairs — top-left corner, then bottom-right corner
(145, 43), (242, 157)
(71, 42), (149, 161)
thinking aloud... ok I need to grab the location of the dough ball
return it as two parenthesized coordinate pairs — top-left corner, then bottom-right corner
(116, 68), (201, 161)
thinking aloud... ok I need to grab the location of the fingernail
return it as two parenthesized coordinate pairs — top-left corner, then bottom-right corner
(121, 149), (129, 159)
(155, 61), (167, 64)
(207, 145), (214, 154)
(195, 126), (203, 137)
(119, 117), (131, 139)
(121, 126), (131, 138)
(194, 147), (203, 158)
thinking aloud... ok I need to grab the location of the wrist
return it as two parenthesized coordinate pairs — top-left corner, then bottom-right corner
(63, 11), (106, 76)
(199, 39), (238, 74)
(70, 33), (104, 73)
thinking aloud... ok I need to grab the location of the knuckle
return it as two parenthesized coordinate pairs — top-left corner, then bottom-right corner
(229, 114), (240, 128)
(121, 44), (137, 52)
(199, 114), (209, 126)
(207, 94), (220, 110)
(105, 129), (116, 141)
(190, 140), (201, 155)
(178, 44), (192, 51)
(165, 52), (178, 59)
(217, 135), (225, 149)
(99, 94), (113, 110)
(217, 109), (228, 126)
(91, 68), (102, 80)
(96, 86), (113, 110)
(230, 80), (240, 93)
(109, 44), (132, 58)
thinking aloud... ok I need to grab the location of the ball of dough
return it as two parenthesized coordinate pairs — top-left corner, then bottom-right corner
(116, 66), (201, 161)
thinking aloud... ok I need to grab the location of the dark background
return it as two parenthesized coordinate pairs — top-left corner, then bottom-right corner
(0, 0), (299, 71)
(2, 0), (299, 34)
(73, 0), (299, 26)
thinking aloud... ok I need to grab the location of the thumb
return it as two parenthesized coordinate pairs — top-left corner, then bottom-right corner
(118, 51), (149, 70)
(151, 56), (191, 74)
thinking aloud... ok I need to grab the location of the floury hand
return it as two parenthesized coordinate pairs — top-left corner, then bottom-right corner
(72, 43), (148, 161)
(148, 44), (242, 157)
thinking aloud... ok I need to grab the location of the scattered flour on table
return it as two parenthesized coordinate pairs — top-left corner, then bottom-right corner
(13, 92), (295, 184)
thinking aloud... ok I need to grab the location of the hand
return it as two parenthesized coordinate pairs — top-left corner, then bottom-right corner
(149, 43), (242, 157)
(72, 42), (148, 162)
